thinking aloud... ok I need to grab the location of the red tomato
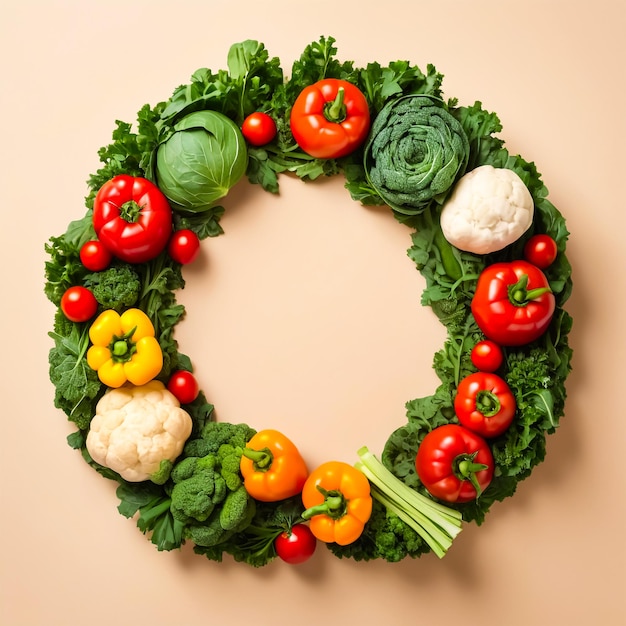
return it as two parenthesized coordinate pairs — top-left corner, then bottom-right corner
(241, 112), (277, 146)
(275, 524), (317, 564)
(60, 286), (98, 322)
(80, 240), (113, 271)
(168, 230), (200, 265)
(470, 340), (504, 372)
(167, 370), (199, 404)
(523, 234), (558, 269)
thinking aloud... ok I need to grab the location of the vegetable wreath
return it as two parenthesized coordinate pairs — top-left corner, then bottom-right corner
(44, 37), (573, 567)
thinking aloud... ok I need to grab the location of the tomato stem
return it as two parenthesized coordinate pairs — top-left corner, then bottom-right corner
(324, 87), (347, 123)
(476, 390), (501, 417)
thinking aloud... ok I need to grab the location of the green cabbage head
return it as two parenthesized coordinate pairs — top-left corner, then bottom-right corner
(365, 95), (469, 216)
(155, 110), (248, 212)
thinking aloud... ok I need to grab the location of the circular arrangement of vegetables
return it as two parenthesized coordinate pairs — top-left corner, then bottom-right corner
(44, 37), (573, 566)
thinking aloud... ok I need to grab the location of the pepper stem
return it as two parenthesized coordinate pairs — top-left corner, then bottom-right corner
(109, 326), (138, 363)
(476, 390), (501, 417)
(241, 446), (274, 471)
(508, 273), (552, 306)
(454, 452), (489, 499)
(119, 200), (144, 223)
(324, 87), (347, 123)
(301, 486), (347, 521)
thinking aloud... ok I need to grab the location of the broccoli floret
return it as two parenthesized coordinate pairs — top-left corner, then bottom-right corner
(219, 485), (251, 531)
(170, 456), (227, 523)
(187, 512), (231, 548)
(327, 499), (429, 562)
(150, 459), (174, 485)
(187, 487), (256, 548)
(170, 421), (258, 550)
(197, 496), (306, 567)
(84, 263), (141, 311)
(217, 444), (244, 490)
(183, 421), (256, 458)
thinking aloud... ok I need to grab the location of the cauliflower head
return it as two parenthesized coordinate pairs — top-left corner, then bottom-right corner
(86, 380), (193, 482)
(440, 165), (534, 254)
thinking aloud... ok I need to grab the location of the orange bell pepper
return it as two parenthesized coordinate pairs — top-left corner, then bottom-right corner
(239, 429), (309, 502)
(301, 461), (372, 545)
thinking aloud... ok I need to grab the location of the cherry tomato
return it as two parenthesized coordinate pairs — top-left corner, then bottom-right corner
(60, 286), (98, 322)
(80, 240), (113, 271)
(167, 370), (199, 405)
(470, 340), (504, 372)
(274, 524), (317, 564)
(241, 112), (277, 147)
(168, 230), (200, 265)
(523, 234), (558, 269)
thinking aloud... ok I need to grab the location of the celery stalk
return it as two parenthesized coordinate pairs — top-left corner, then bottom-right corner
(355, 446), (463, 558)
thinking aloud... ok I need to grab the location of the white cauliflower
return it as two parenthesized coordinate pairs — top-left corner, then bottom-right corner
(86, 380), (193, 482)
(440, 165), (534, 254)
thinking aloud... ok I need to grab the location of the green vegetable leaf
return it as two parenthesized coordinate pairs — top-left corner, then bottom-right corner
(287, 36), (356, 100)
(116, 482), (184, 551)
(48, 325), (103, 430)
(226, 40), (284, 124)
(173, 205), (226, 239)
(357, 60), (444, 115)
(453, 101), (506, 170)
(86, 102), (164, 205)
(44, 231), (89, 306)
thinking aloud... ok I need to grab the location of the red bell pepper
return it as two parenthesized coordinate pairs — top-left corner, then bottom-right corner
(454, 372), (516, 438)
(416, 424), (494, 503)
(93, 175), (173, 264)
(471, 260), (555, 346)
(290, 78), (370, 159)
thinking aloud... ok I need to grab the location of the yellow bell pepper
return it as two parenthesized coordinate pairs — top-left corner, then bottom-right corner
(87, 308), (163, 388)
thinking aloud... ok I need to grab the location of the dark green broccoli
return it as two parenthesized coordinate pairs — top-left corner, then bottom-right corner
(187, 490), (256, 548)
(170, 421), (258, 549)
(182, 421), (256, 458)
(217, 443), (245, 491)
(219, 485), (251, 531)
(195, 496), (306, 567)
(170, 456), (226, 523)
(84, 263), (141, 311)
(150, 459), (174, 486)
(327, 499), (429, 562)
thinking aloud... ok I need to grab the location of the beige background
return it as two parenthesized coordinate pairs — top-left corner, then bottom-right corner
(2, 1), (625, 624)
